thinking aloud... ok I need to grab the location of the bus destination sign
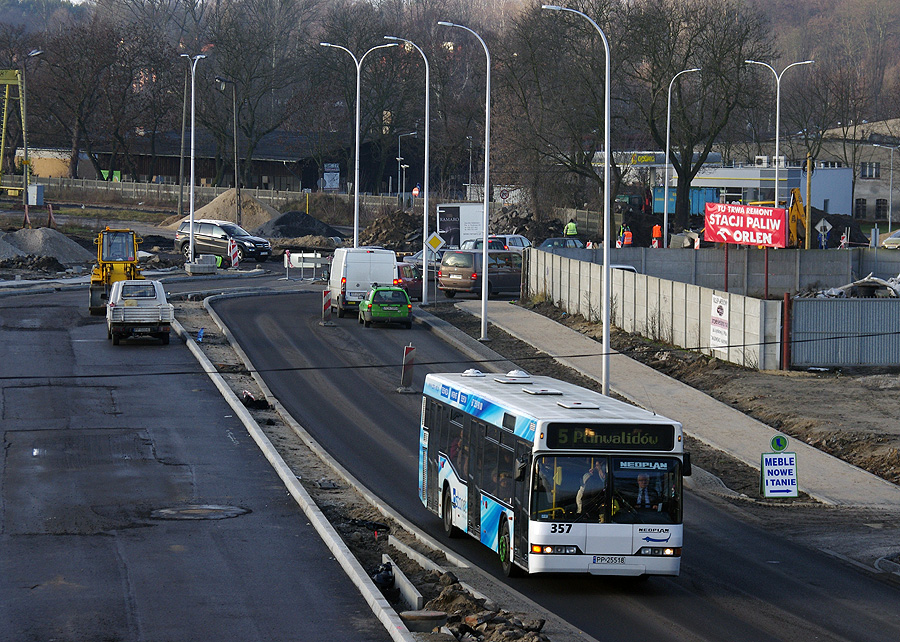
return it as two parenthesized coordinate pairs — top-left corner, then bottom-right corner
(546, 423), (675, 451)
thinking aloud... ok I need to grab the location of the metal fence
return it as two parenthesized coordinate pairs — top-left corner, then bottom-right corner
(791, 298), (900, 367)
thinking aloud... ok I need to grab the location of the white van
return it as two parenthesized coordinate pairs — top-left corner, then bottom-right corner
(329, 247), (398, 317)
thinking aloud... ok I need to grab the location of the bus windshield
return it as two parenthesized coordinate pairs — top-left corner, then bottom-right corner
(531, 455), (682, 525)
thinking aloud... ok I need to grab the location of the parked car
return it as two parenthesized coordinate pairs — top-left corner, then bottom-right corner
(175, 219), (271, 264)
(459, 237), (506, 250)
(438, 250), (523, 298)
(407, 248), (445, 280)
(396, 261), (423, 301)
(490, 234), (532, 252)
(358, 286), (413, 328)
(881, 229), (900, 249)
(538, 237), (585, 249)
(106, 279), (174, 345)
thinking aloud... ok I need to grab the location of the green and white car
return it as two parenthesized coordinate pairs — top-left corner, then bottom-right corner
(358, 286), (413, 329)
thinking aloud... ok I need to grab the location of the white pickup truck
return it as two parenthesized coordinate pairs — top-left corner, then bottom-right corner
(106, 279), (174, 345)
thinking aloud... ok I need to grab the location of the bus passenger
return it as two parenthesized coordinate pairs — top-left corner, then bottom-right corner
(575, 458), (607, 518)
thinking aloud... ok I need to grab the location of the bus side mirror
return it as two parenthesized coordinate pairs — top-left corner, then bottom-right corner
(515, 456), (529, 482)
(683, 452), (692, 477)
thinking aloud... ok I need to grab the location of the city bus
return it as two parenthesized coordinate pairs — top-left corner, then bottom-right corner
(418, 369), (691, 577)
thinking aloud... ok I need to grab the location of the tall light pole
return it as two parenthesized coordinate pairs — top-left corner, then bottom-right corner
(873, 144), (898, 235)
(664, 67), (700, 247)
(385, 35), (432, 304)
(20, 48), (42, 214)
(438, 21), (492, 341)
(181, 53), (206, 264)
(542, 5), (612, 394)
(745, 59), (814, 210)
(401, 163), (409, 200)
(215, 75), (241, 227)
(321, 42), (398, 247)
(397, 130), (416, 202)
(467, 135), (473, 193)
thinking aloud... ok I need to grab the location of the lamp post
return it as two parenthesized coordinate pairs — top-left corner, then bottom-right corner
(873, 144), (898, 235)
(215, 75), (241, 227)
(438, 21), (492, 341)
(663, 67), (700, 247)
(467, 135), (473, 193)
(181, 53), (206, 264)
(385, 35), (432, 304)
(401, 164), (409, 200)
(20, 48), (42, 214)
(745, 59), (814, 210)
(397, 130), (415, 202)
(321, 41), (398, 247)
(542, 5), (612, 394)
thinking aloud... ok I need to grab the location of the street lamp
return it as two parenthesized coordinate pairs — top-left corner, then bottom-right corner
(401, 164), (409, 201)
(663, 67), (700, 248)
(438, 21), (492, 341)
(467, 135), (473, 192)
(215, 75), (241, 227)
(745, 59), (814, 210)
(181, 53), (206, 264)
(873, 144), (898, 235)
(321, 41), (398, 247)
(542, 5), (612, 394)
(385, 35), (432, 304)
(20, 48), (42, 216)
(397, 130), (416, 202)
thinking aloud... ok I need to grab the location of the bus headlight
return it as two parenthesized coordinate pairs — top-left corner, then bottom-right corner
(531, 544), (580, 555)
(638, 547), (681, 557)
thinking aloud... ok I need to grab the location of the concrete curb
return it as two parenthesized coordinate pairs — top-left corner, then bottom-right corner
(171, 315), (416, 642)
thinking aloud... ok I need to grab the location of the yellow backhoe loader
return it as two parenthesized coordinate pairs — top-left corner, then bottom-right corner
(88, 228), (143, 315)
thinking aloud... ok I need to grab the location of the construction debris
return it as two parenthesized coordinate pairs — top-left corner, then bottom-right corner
(802, 273), (900, 298)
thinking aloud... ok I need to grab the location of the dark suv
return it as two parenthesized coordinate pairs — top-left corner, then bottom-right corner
(175, 219), (271, 264)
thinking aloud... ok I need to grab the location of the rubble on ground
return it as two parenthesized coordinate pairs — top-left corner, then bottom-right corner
(423, 573), (549, 642)
(490, 206), (564, 242)
(269, 236), (337, 252)
(799, 272), (900, 298)
(0, 254), (68, 272)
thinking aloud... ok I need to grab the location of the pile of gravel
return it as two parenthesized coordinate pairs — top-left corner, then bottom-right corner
(0, 235), (25, 260)
(254, 211), (343, 239)
(2, 228), (95, 265)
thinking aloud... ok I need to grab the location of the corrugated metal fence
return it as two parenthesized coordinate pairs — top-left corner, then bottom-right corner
(791, 298), (900, 367)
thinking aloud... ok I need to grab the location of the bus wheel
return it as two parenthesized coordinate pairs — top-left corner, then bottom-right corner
(442, 488), (460, 538)
(499, 522), (521, 577)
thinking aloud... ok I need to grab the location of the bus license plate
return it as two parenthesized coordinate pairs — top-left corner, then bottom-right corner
(593, 556), (625, 564)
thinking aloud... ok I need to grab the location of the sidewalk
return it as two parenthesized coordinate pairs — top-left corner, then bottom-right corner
(453, 300), (900, 509)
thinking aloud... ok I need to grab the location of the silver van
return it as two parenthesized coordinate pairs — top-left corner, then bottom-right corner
(437, 250), (522, 298)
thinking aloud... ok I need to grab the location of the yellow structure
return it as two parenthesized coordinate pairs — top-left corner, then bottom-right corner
(88, 228), (144, 315)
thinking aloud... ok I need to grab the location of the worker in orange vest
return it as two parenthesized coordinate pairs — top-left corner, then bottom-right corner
(623, 225), (633, 246)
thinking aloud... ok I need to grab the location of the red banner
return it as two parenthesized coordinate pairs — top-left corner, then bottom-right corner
(704, 203), (787, 248)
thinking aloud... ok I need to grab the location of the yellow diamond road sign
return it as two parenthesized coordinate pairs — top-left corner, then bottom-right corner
(426, 232), (445, 252)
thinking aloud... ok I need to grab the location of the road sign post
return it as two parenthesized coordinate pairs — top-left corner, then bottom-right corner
(398, 343), (416, 393)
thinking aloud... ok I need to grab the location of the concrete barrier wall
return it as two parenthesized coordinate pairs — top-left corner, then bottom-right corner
(526, 249), (782, 370)
(548, 246), (900, 297)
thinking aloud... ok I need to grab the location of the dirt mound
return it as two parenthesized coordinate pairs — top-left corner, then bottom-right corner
(0, 254), (68, 272)
(269, 236), (338, 251)
(163, 189), (281, 232)
(359, 209), (422, 251)
(254, 211), (343, 239)
(0, 235), (26, 260)
(3, 227), (95, 264)
(491, 205), (564, 244)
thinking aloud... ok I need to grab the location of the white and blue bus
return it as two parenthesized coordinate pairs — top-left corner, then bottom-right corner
(418, 370), (691, 577)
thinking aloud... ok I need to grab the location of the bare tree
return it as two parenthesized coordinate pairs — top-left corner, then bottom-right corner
(617, 0), (775, 230)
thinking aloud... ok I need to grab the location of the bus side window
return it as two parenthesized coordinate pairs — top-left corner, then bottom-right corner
(482, 438), (499, 497)
(498, 446), (515, 502)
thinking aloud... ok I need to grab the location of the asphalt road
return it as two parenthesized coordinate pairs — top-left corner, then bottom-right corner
(0, 285), (390, 642)
(215, 289), (900, 642)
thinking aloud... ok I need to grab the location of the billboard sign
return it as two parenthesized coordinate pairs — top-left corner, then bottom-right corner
(704, 203), (787, 248)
